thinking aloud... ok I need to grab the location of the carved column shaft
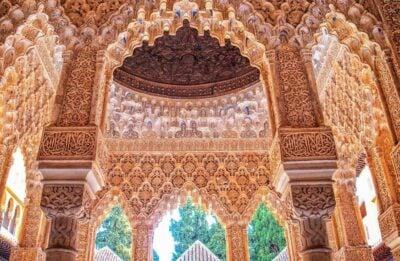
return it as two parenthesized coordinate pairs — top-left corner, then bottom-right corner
(132, 223), (153, 261)
(226, 224), (250, 261)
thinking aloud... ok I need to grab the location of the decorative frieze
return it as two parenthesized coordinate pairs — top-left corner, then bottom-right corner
(279, 128), (337, 161)
(38, 127), (97, 160)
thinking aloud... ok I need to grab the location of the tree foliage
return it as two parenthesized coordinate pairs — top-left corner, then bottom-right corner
(95, 205), (132, 261)
(169, 199), (226, 260)
(248, 204), (286, 261)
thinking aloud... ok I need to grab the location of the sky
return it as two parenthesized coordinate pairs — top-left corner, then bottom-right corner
(153, 209), (180, 261)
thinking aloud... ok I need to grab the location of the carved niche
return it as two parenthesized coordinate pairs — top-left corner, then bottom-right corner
(114, 20), (259, 98)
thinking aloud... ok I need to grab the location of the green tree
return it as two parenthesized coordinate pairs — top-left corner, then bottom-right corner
(248, 204), (286, 261)
(95, 205), (132, 261)
(169, 199), (226, 260)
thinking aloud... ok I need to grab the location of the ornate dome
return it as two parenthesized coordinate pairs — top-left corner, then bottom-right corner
(113, 20), (260, 98)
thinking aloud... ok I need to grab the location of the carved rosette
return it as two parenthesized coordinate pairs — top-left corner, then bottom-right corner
(38, 127), (97, 161)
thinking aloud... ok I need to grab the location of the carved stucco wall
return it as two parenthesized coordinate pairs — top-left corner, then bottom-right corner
(106, 81), (269, 140)
(0, 0), (400, 260)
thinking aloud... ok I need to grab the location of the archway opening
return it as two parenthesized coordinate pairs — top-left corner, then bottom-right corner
(0, 147), (26, 260)
(356, 164), (382, 247)
(153, 197), (226, 261)
(247, 203), (286, 261)
(95, 205), (132, 261)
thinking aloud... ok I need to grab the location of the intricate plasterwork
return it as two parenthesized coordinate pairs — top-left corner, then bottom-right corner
(106, 81), (269, 140)
(40, 184), (86, 217)
(38, 127), (97, 160)
(226, 224), (249, 261)
(57, 44), (97, 126)
(289, 184), (335, 252)
(278, 128), (337, 161)
(96, 152), (273, 225)
(276, 44), (317, 128)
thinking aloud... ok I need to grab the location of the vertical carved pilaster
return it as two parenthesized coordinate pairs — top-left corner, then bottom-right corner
(374, 54), (400, 142)
(132, 223), (153, 261)
(57, 45), (97, 127)
(226, 224), (250, 261)
(333, 177), (373, 260)
(367, 147), (395, 212)
(76, 222), (96, 261)
(289, 184), (335, 261)
(265, 50), (284, 129)
(10, 181), (47, 261)
(375, 1), (400, 78)
(275, 44), (318, 128)
(40, 184), (89, 261)
(300, 49), (324, 126)
(286, 222), (302, 261)
(391, 143), (400, 184)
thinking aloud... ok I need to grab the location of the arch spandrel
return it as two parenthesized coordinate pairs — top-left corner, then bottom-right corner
(98, 151), (279, 225)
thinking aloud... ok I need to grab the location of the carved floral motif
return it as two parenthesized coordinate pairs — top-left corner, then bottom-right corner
(41, 184), (86, 217)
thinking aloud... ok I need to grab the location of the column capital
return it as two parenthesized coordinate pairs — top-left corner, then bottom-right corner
(283, 183), (335, 261)
(40, 183), (90, 219)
